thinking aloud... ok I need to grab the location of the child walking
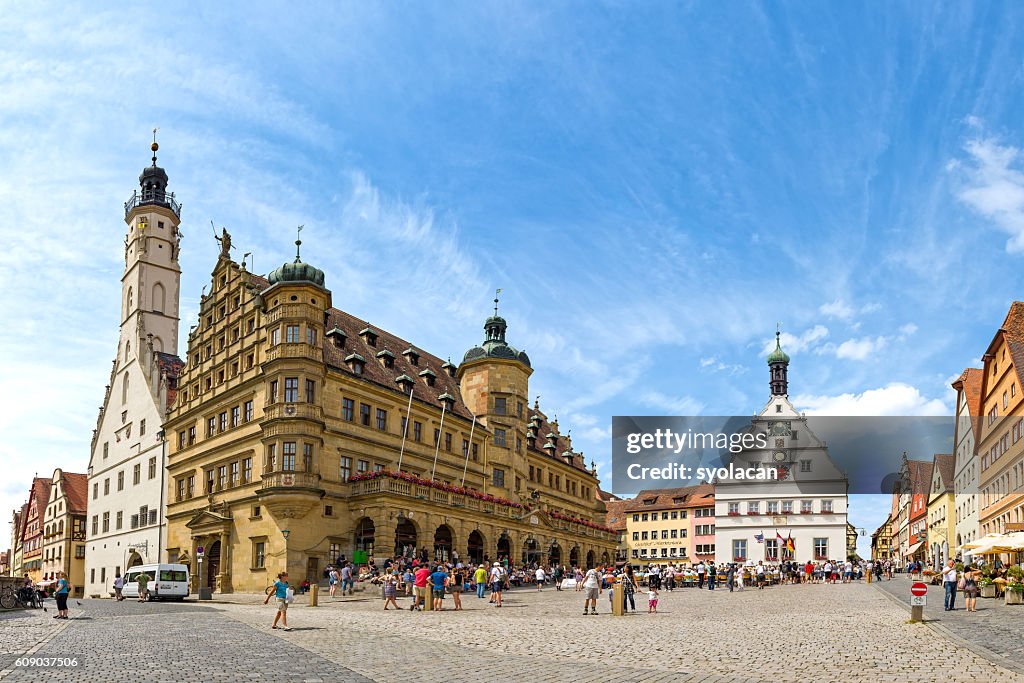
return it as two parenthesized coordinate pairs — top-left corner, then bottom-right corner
(263, 571), (292, 631)
(647, 586), (659, 613)
(383, 575), (399, 610)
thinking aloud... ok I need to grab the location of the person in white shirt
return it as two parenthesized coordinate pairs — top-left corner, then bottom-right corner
(582, 565), (602, 615)
(696, 562), (707, 589)
(941, 560), (958, 611)
(490, 563), (505, 607)
(535, 567), (546, 589)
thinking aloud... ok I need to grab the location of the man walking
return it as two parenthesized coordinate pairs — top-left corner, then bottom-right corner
(582, 564), (601, 615)
(113, 573), (125, 601)
(941, 559), (958, 611)
(696, 561), (706, 589)
(136, 570), (149, 602)
(489, 561), (505, 608)
(474, 563), (488, 598)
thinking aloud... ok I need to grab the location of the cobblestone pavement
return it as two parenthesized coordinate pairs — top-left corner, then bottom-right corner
(220, 582), (1024, 682)
(873, 576), (1024, 671)
(2, 583), (1022, 682)
(0, 599), (371, 682)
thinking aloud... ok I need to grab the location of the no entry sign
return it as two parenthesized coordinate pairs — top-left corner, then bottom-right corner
(911, 582), (928, 596)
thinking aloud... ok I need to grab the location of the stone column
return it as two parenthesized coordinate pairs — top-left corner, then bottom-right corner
(219, 531), (231, 593)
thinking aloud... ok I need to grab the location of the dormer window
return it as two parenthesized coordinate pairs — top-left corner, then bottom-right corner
(402, 347), (420, 366)
(438, 392), (456, 412)
(345, 353), (365, 375)
(359, 327), (378, 347)
(418, 368), (436, 387)
(377, 349), (396, 369)
(441, 359), (456, 378)
(395, 374), (415, 393)
(326, 327), (346, 348)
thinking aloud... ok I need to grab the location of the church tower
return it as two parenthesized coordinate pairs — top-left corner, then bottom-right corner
(121, 134), (182, 361)
(85, 136), (184, 597)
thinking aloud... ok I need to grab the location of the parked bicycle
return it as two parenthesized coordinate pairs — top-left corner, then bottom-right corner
(0, 585), (43, 609)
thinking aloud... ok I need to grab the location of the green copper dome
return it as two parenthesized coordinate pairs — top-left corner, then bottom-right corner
(267, 259), (325, 287)
(267, 231), (325, 287)
(767, 331), (790, 365)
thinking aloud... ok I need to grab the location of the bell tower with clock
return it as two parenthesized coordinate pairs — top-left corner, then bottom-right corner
(121, 133), (182, 358)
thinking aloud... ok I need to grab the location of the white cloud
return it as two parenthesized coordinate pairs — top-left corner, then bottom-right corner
(954, 136), (1024, 253)
(762, 325), (829, 355)
(834, 335), (887, 361)
(638, 391), (705, 416)
(698, 356), (747, 375)
(795, 383), (950, 416)
(819, 299), (854, 320)
(898, 323), (918, 338)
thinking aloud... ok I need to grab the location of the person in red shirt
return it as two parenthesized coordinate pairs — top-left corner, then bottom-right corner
(410, 565), (431, 611)
(804, 561), (814, 584)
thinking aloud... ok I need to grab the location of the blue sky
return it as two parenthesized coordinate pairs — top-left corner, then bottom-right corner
(2, 2), (1024, 557)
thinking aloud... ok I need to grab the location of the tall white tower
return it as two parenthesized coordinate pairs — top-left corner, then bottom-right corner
(85, 136), (184, 596)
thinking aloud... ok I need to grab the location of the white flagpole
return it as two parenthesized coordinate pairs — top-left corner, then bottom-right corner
(461, 413), (477, 487)
(430, 400), (447, 483)
(396, 387), (415, 472)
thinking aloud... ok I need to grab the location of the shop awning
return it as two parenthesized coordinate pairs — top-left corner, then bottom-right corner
(905, 541), (924, 556)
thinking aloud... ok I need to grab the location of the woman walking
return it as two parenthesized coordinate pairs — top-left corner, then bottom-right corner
(962, 565), (979, 613)
(262, 572), (292, 631)
(622, 565), (638, 613)
(54, 572), (71, 620)
(450, 565), (464, 610)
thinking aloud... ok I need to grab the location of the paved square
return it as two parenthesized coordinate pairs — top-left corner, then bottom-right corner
(2, 582), (1022, 682)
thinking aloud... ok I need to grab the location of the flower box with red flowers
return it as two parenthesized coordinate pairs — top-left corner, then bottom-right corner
(728, 512), (740, 516)
(733, 556), (746, 562)
(746, 512), (760, 515)
(800, 510), (813, 514)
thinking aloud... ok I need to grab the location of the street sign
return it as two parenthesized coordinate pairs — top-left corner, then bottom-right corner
(910, 595), (926, 606)
(910, 582), (928, 596)
(197, 545), (204, 555)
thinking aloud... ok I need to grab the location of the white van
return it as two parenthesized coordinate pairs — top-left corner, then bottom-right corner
(122, 564), (190, 601)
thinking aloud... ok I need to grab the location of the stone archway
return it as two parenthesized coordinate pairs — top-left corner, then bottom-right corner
(468, 530), (485, 564)
(569, 546), (580, 568)
(395, 517), (418, 559)
(354, 518), (375, 558)
(548, 541), (562, 566)
(497, 533), (511, 562)
(434, 524), (455, 562)
(127, 551), (144, 569)
(586, 549), (595, 568)
(523, 537), (540, 566)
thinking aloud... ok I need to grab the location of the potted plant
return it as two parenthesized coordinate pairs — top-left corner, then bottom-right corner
(1005, 566), (1024, 605)
(979, 575), (996, 598)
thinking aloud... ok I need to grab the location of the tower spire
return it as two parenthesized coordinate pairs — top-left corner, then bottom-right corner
(767, 325), (791, 397)
(295, 225), (304, 262)
(151, 127), (159, 166)
(494, 287), (502, 316)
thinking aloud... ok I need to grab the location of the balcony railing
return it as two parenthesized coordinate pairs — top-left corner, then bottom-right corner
(262, 402), (323, 422)
(258, 471), (323, 491)
(124, 189), (181, 219)
(265, 343), (323, 364)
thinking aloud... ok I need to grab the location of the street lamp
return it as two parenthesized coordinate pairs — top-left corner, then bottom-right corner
(281, 529), (290, 577)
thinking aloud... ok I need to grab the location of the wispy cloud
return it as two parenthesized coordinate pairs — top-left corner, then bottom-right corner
(953, 135), (1024, 253)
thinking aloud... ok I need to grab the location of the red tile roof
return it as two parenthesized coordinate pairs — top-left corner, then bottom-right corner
(931, 454), (955, 492)
(952, 367), (984, 445)
(250, 274), (593, 473)
(22, 477), (52, 539)
(62, 472), (89, 515)
(623, 484), (715, 513)
(156, 352), (185, 411)
(603, 499), (631, 531)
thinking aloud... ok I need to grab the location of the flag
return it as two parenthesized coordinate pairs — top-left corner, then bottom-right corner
(777, 531), (785, 542)
(786, 533), (796, 555)
(754, 531), (764, 544)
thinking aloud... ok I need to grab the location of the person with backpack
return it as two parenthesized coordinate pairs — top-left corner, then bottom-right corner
(489, 561), (506, 607)
(329, 566), (340, 598)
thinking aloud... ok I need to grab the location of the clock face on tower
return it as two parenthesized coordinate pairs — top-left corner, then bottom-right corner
(773, 451), (786, 462)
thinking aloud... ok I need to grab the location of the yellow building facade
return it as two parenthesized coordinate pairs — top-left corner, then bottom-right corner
(622, 485), (714, 566)
(926, 454), (955, 569)
(40, 469), (88, 597)
(164, 240), (616, 593)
